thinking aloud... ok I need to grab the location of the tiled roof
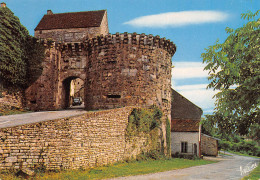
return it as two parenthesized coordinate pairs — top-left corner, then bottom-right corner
(171, 119), (200, 132)
(171, 89), (202, 120)
(35, 10), (106, 30)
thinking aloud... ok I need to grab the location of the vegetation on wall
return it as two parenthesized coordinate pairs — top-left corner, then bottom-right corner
(166, 118), (171, 156)
(126, 106), (162, 136)
(126, 106), (163, 156)
(0, 6), (44, 91)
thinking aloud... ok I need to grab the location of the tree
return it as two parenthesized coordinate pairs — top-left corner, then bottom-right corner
(201, 116), (217, 137)
(201, 10), (260, 135)
(0, 5), (44, 91)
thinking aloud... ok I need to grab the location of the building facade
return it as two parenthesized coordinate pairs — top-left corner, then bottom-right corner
(171, 89), (203, 156)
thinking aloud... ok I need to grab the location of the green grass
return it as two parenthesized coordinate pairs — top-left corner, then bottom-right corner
(0, 107), (31, 116)
(227, 151), (260, 158)
(0, 158), (216, 180)
(242, 163), (260, 180)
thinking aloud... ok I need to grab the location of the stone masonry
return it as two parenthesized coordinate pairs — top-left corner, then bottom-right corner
(24, 33), (176, 154)
(0, 107), (156, 171)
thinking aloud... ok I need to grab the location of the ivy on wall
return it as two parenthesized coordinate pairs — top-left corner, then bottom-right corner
(126, 106), (163, 152)
(126, 106), (162, 136)
(0, 6), (44, 91)
(166, 118), (171, 156)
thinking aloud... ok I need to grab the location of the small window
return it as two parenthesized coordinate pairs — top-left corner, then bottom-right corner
(107, 95), (121, 98)
(181, 142), (188, 153)
(30, 100), (36, 104)
(107, 60), (117, 64)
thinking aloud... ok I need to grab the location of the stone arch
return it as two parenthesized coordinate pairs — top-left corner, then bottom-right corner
(61, 76), (85, 109)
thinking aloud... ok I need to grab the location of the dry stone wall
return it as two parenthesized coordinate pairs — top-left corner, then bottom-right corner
(201, 134), (218, 156)
(0, 107), (155, 171)
(0, 92), (23, 111)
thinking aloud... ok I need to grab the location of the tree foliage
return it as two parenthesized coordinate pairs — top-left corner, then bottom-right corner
(201, 10), (260, 135)
(0, 6), (44, 91)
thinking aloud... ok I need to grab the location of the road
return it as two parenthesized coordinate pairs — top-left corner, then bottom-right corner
(0, 106), (87, 128)
(111, 153), (259, 180)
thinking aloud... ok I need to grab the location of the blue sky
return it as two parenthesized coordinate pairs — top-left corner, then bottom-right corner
(3, 0), (259, 115)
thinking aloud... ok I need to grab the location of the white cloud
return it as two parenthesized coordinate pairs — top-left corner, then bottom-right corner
(175, 84), (209, 91)
(124, 11), (229, 28)
(174, 83), (219, 114)
(172, 62), (209, 79)
(171, 61), (218, 114)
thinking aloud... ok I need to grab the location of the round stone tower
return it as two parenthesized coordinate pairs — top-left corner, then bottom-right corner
(84, 32), (176, 119)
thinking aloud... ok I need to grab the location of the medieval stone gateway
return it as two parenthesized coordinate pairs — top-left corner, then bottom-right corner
(0, 8), (177, 172)
(25, 33), (176, 120)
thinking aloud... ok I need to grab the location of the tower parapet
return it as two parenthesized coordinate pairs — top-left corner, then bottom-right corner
(85, 32), (176, 56)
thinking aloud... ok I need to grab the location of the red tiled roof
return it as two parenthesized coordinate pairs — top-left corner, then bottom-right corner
(171, 119), (200, 132)
(35, 10), (106, 31)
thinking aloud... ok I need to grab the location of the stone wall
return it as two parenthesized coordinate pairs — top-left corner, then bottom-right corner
(35, 27), (102, 42)
(25, 33), (175, 113)
(0, 107), (157, 171)
(25, 44), (62, 111)
(0, 92), (22, 110)
(201, 134), (218, 156)
(85, 33), (175, 114)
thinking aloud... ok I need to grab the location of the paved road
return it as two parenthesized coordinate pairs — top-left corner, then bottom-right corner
(111, 153), (259, 180)
(0, 107), (87, 128)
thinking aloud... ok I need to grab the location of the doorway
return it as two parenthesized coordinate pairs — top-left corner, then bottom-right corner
(62, 77), (84, 109)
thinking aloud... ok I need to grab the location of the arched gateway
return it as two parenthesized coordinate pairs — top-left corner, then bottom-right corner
(24, 9), (176, 121)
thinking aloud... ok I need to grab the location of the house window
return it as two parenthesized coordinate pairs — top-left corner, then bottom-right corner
(181, 142), (188, 153)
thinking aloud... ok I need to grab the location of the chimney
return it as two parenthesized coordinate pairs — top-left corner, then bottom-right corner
(1, 2), (6, 7)
(47, 10), (53, 15)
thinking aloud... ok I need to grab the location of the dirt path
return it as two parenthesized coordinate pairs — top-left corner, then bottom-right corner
(111, 153), (259, 180)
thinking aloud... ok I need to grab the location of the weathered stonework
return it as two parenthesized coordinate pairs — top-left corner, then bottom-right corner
(0, 107), (158, 171)
(201, 134), (218, 156)
(24, 33), (175, 155)
(0, 92), (23, 109)
(25, 33), (175, 113)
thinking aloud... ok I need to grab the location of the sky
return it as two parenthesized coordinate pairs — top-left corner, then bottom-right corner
(3, 0), (259, 115)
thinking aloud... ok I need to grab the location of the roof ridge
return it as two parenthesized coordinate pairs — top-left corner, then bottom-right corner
(49, 9), (106, 15)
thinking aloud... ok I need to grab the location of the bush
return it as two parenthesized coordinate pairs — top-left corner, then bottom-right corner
(219, 138), (259, 157)
(136, 150), (166, 161)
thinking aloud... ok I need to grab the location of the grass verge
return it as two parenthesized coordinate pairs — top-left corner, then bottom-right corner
(0, 158), (216, 180)
(0, 105), (30, 116)
(242, 163), (260, 180)
(227, 151), (260, 158)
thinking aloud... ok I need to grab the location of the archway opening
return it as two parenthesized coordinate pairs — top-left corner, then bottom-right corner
(62, 77), (84, 109)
